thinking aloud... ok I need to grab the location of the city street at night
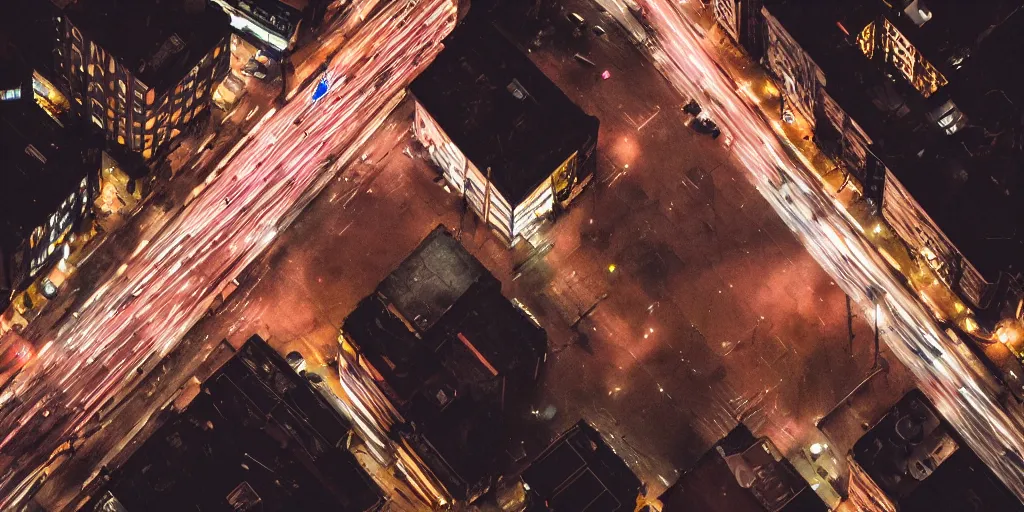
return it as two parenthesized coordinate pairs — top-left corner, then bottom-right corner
(0, 0), (457, 506)
(3, 0), (1024, 510)
(31, 9), (921, 506)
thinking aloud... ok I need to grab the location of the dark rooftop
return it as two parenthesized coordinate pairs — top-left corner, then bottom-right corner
(522, 420), (642, 512)
(63, 0), (229, 92)
(377, 225), (499, 332)
(342, 294), (443, 404)
(853, 390), (1022, 512)
(766, 0), (1024, 283)
(342, 225), (547, 501)
(410, 16), (599, 204)
(660, 424), (826, 512)
(0, 1), (59, 77)
(85, 335), (384, 512)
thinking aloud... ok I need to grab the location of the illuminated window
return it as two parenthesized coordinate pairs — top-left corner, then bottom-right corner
(145, 89), (155, 105)
(108, 55), (116, 74)
(142, 148), (152, 159)
(106, 108), (115, 119)
(145, 116), (155, 130)
(118, 80), (126, 94)
(170, 107), (182, 124)
(91, 114), (102, 127)
(858, 19), (947, 98)
(117, 135), (125, 145)
(0, 87), (20, 101)
(213, 46), (221, 58)
(87, 63), (95, 77)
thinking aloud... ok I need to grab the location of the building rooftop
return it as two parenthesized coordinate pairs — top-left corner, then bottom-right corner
(62, 0), (229, 92)
(660, 424), (826, 512)
(342, 225), (547, 501)
(852, 390), (1022, 512)
(522, 420), (642, 512)
(84, 335), (384, 512)
(378, 225), (499, 332)
(410, 16), (599, 204)
(0, 1), (60, 77)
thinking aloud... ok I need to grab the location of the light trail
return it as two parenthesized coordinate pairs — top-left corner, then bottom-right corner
(0, 0), (456, 506)
(611, 0), (1024, 501)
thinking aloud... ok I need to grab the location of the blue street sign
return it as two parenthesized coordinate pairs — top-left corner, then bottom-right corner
(312, 74), (331, 103)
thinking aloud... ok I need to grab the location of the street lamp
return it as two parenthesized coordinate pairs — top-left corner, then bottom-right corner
(809, 442), (825, 461)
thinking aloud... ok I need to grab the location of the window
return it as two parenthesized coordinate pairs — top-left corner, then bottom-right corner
(145, 116), (156, 130)
(145, 89), (155, 105)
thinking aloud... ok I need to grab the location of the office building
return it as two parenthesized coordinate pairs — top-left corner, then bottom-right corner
(410, 17), (599, 245)
(337, 225), (547, 507)
(55, 0), (230, 159)
(83, 335), (385, 512)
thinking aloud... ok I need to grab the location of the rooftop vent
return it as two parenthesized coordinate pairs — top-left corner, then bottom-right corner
(507, 79), (529, 100)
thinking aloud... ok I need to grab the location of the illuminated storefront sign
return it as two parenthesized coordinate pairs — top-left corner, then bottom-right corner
(857, 19), (948, 98)
(31, 72), (70, 124)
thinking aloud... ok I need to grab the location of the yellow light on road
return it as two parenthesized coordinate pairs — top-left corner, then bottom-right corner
(963, 317), (979, 333)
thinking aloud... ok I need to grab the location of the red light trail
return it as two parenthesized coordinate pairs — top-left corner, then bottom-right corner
(0, 0), (456, 506)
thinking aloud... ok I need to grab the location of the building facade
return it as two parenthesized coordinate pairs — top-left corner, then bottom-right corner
(54, 0), (230, 159)
(711, 0), (765, 58)
(761, 6), (826, 130)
